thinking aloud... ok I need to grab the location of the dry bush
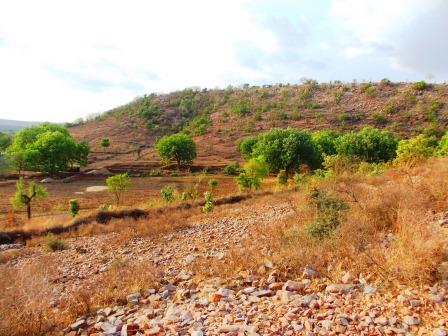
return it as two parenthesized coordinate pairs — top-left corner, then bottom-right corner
(0, 255), (156, 336)
(194, 158), (448, 286)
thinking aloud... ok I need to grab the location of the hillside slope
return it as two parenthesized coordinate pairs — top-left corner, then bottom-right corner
(70, 81), (448, 169)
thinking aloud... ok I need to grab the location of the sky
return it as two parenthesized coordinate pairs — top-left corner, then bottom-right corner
(0, 0), (447, 122)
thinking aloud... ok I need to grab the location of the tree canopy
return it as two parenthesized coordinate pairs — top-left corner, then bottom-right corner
(251, 128), (320, 175)
(156, 133), (196, 169)
(5, 123), (89, 175)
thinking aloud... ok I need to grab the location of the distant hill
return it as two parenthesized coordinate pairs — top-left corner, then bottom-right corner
(70, 81), (448, 168)
(0, 119), (42, 132)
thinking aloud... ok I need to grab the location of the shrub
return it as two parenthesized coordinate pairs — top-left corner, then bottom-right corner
(208, 178), (218, 190)
(202, 191), (214, 213)
(372, 112), (388, 125)
(160, 185), (175, 203)
(138, 95), (159, 119)
(312, 130), (341, 160)
(436, 132), (448, 156)
(45, 233), (68, 251)
(106, 173), (131, 207)
(293, 172), (308, 184)
(334, 88), (344, 105)
(100, 137), (110, 148)
(99, 204), (111, 211)
(223, 162), (241, 176)
(395, 135), (437, 165)
(237, 136), (258, 160)
(357, 161), (386, 176)
(184, 114), (211, 136)
(235, 157), (268, 192)
(68, 199), (80, 217)
(335, 127), (398, 163)
(232, 99), (251, 116)
(306, 188), (348, 239)
(276, 170), (288, 185)
(426, 100), (443, 122)
(413, 81), (428, 91)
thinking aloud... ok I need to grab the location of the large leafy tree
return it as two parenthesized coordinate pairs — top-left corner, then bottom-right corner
(156, 133), (197, 169)
(6, 123), (89, 175)
(0, 132), (12, 151)
(335, 127), (398, 163)
(312, 130), (341, 160)
(251, 128), (320, 176)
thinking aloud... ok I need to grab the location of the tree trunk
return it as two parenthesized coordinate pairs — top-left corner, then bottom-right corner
(176, 159), (181, 171)
(26, 202), (31, 220)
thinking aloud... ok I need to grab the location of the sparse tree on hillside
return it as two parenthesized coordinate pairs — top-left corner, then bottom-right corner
(101, 137), (110, 148)
(11, 179), (48, 219)
(106, 173), (131, 207)
(156, 133), (196, 170)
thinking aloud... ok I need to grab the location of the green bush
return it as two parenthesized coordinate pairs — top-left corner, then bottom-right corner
(276, 170), (288, 185)
(395, 135), (437, 165)
(312, 130), (341, 160)
(106, 173), (131, 207)
(413, 81), (428, 91)
(99, 204), (111, 211)
(306, 188), (348, 239)
(436, 132), (448, 156)
(335, 127), (398, 163)
(237, 136), (258, 160)
(223, 162), (241, 176)
(293, 172), (308, 185)
(232, 99), (251, 116)
(235, 157), (268, 192)
(372, 112), (388, 125)
(184, 114), (211, 136)
(208, 178), (218, 190)
(100, 137), (110, 148)
(45, 233), (68, 252)
(161, 185), (175, 203)
(202, 191), (214, 213)
(69, 199), (80, 217)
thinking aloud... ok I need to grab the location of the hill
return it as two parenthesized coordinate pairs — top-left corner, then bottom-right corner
(70, 81), (448, 169)
(0, 119), (42, 132)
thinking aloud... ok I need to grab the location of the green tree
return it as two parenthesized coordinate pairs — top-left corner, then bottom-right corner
(160, 185), (175, 203)
(436, 132), (448, 156)
(101, 137), (110, 148)
(235, 157), (268, 192)
(106, 173), (131, 207)
(11, 179), (48, 219)
(208, 178), (218, 191)
(251, 128), (320, 177)
(335, 127), (398, 163)
(237, 136), (258, 160)
(0, 132), (12, 151)
(156, 133), (197, 169)
(69, 199), (80, 217)
(6, 123), (89, 175)
(312, 130), (341, 161)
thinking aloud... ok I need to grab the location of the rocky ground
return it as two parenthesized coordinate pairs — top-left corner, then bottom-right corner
(2, 199), (448, 335)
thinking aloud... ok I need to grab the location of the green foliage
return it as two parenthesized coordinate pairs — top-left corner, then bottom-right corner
(335, 127), (398, 163)
(235, 157), (268, 192)
(202, 191), (214, 213)
(372, 112), (388, 125)
(6, 123), (89, 175)
(106, 173), (131, 207)
(232, 99), (251, 116)
(437, 132), (448, 156)
(0, 132), (12, 151)
(184, 114), (211, 136)
(413, 81), (428, 91)
(356, 161), (386, 176)
(276, 170), (288, 185)
(45, 233), (68, 252)
(395, 135), (437, 165)
(360, 82), (375, 96)
(99, 204), (111, 211)
(223, 162), (241, 176)
(426, 100), (443, 122)
(252, 128), (320, 175)
(69, 199), (80, 217)
(208, 178), (218, 190)
(156, 133), (197, 169)
(100, 137), (110, 148)
(312, 130), (341, 160)
(334, 88), (345, 105)
(237, 136), (258, 160)
(293, 172), (309, 185)
(306, 188), (348, 239)
(160, 185), (175, 203)
(138, 94), (160, 119)
(11, 179), (48, 219)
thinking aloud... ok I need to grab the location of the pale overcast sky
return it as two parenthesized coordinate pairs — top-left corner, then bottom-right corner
(0, 0), (447, 122)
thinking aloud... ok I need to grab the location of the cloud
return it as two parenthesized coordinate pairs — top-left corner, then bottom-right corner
(331, 0), (448, 78)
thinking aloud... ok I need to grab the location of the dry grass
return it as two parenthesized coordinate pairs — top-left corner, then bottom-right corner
(0, 255), (155, 336)
(193, 158), (448, 286)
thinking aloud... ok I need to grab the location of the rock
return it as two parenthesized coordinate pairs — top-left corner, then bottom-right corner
(264, 260), (274, 268)
(41, 177), (55, 183)
(321, 320), (334, 329)
(217, 288), (233, 297)
(403, 315), (420, 326)
(431, 294), (444, 303)
(177, 269), (191, 281)
(432, 328), (447, 336)
(276, 290), (292, 304)
(63, 175), (79, 183)
(70, 319), (86, 331)
(252, 289), (274, 297)
(126, 292), (141, 304)
(410, 299), (421, 307)
(341, 272), (354, 284)
(283, 280), (305, 292)
(363, 285), (377, 294)
(218, 325), (240, 333)
(190, 330), (204, 336)
(86, 168), (112, 176)
(325, 284), (355, 294)
(374, 316), (388, 326)
(302, 266), (317, 278)
(185, 254), (195, 264)
(210, 293), (222, 302)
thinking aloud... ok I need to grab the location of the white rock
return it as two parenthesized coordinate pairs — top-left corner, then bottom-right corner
(432, 328), (447, 336)
(403, 315), (420, 326)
